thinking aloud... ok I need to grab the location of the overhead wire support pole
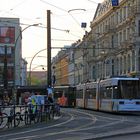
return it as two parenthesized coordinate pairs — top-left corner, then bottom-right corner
(47, 10), (52, 88)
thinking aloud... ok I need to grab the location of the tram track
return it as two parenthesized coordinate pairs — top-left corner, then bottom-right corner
(1, 108), (140, 140)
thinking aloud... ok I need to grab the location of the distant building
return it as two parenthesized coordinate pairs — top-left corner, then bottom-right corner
(52, 49), (69, 86)
(0, 18), (21, 88)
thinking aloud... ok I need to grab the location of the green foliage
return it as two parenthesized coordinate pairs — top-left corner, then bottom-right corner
(31, 76), (47, 85)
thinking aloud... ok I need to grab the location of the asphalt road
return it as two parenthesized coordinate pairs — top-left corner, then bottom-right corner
(1, 108), (140, 140)
(100, 133), (140, 140)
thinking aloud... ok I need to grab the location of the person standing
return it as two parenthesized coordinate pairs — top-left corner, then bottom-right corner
(48, 94), (54, 104)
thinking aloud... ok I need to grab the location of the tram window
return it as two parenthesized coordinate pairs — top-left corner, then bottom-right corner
(86, 88), (96, 99)
(119, 80), (140, 99)
(100, 87), (105, 98)
(86, 89), (90, 99)
(106, 87), (112, 99)
(89, 94), (93, 99)
(113, 86), (121, 99)
(100, 87), (106, 99)
(76, 90), (83, 98)
(91, 88), (96, 99)
(100, 86), (112, 99)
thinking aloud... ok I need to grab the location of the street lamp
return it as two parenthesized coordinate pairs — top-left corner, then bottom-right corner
(28, 48), (46, 85)
(14, 24), (40, 48)
(14, 23), (40, 87)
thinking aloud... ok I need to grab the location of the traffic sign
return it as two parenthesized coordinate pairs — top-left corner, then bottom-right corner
(111, 0), (119, 7)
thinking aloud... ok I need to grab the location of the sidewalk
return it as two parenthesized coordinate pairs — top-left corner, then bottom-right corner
(0, 113), (61, 132)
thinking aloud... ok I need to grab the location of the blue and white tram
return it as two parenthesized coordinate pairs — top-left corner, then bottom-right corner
(76, 77), (140, 112)
(99, 77), (140, 112)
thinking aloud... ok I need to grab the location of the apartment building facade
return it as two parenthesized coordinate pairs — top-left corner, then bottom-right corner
(52, 0), (140, 86)
(89, 0), (140, 80)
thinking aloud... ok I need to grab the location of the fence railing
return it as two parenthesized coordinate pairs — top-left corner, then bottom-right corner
(0, 103), (60, 129)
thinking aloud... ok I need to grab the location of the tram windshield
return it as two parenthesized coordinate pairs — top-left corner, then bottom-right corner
(118, 80), (140, 99)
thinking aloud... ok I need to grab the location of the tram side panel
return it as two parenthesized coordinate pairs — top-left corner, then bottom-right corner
(86, 82), (99, 110)
(98, 85), (113, 112)
(76, 89), (85, 108)
(98, 79), (118, 112)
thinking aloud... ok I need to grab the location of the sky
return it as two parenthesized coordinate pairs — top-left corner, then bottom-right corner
(0, 0), (104, 71)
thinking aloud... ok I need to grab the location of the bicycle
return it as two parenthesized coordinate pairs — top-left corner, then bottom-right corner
(15, 105), (41, 125)
(14, 106), (27, 125)
(24, 104), (42, 125)
(6, 105), (20, 128)
(0, 106), (8, 129)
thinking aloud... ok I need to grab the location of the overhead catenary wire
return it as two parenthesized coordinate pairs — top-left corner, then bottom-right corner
(25, 46), (120, 50)
(40, 0), (67, 12)
(87, 0), (99, 4)
(0, 0), (99, 32)
(39, 0), (89, 32)
(0, 0), (106, 54)
(52, 39), (76, 42)
(0, 20), (71, 33)
(10, 0), (28, 11)
(0, 0), (93, 41)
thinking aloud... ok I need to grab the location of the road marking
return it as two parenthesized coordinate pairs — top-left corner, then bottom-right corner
(9, 135), (38, 140)
(0, 109), (128, 140)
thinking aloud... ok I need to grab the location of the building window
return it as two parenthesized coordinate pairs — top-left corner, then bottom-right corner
(123, 29), (126, 41)
(0, 46), (12, 54)
(120, 57), (122, 74)
(92, 66), (96, 80)
(127, 27), (130, 40)
(116, 58), (119, 75)
(111, 35), (114, 48)
(132, 50), (135, 71)
(138, 49), (140, 71)
(127, 54), (130, 73)
(124, 56), (126, 74)
(0, 27), (15, 44)
(92, 46), (95, 57)
(138, 20), (140, 36)
(112, 59), (114, 76)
